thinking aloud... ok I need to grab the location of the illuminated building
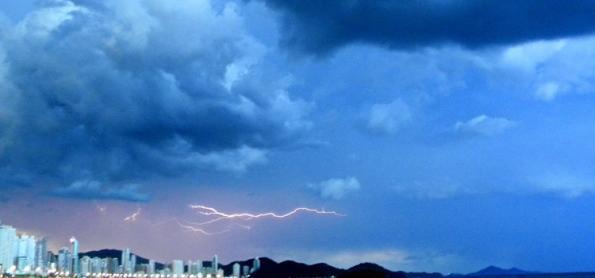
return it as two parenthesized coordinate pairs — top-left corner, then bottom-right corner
(232, 263), (240, 278)
(106, 257), (119, 274)
(188, 260), (202, 275)
(80, 256), (90, 275)
(90, 257), (103, 273)
(0, 224), (17, 273)
(130, 254), (137, 273)
(57, 247), (71, 272)
(16, 234), (36, 273)
(211, 255), (218, 273)
(69, 237), (79, 275)
(242, 265), (249, 277)
(34, 238), (48, 271)
(121, 248), (131, 273)
(252, 257), (260, 273)
(172, 260), (184, 275)
(148, 260), (155, 274)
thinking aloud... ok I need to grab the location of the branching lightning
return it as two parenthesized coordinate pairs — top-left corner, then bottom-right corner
(122, 205), (343, 236)
(145, 217), (231, 235)
(190, 205), (345, 220)
(124, 207), (141, 222)
(175, 219), (231, 236)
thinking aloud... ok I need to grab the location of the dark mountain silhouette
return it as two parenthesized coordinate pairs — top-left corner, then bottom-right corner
(339, 263), (403, 278)
(250, 258), (342, 278)
(250, 259), (443, 278)
(468, 266), (532, 276)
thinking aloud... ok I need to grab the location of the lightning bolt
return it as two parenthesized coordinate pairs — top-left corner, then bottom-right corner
(177, 205), (343, 235)
(175, 219), (230, 236)
(189, 205), (344, 223)
(124, 207), (141, 222)
(123, 205), (343, 236)
(146, 217), (233, 236)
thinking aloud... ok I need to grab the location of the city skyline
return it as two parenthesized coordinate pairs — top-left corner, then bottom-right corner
(2, 0), (595, 274)
(1, 219), (260, 277)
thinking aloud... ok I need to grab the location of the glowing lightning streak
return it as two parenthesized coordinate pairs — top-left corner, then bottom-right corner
(189, 205), (345, 223)
(124, 207), (141, 222)
(124, 205), (343, 236)
(175, 219), (230, 235)
(183, 216), (230, 226)
(146, 218), (231, 236)
(180, 205), (343, 235)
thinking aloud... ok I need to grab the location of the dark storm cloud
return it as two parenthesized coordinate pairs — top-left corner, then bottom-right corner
(260, 0), (595, 54)
(0, 1), (309, 192)
(52, 180), (149, 202)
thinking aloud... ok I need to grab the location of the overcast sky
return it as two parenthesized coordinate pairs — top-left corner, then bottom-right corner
(2, 0), (595, 274)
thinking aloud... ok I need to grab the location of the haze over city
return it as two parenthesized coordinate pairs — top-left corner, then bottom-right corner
(2, 0), (595, 275)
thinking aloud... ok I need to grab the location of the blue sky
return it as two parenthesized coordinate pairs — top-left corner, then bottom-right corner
(2, 0), (595, 274)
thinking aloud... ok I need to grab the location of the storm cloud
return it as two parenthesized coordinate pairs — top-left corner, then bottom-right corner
(0, 0), (310, 188)
(52, 180), (149, 202)
(261, 0), (595, 54)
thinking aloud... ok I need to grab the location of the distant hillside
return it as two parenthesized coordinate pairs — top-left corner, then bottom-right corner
(468, 266), (532, 277)
(250, 259), (443, 278)
(250, 258), (341, 278)
(339, 263), (403, 278)
(463, 266), (595, 278)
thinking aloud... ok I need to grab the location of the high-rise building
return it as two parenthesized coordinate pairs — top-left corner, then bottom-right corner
(35, 238), (48, 271)
(242, 265), (249, 277)
(69, 237), (79, 275)
(186, 260), (192, 274)
(0, 224), (17, 273)
(101, 258), (109, 273)
(121, 248), (131, 273)
(232, 263), (240, 278)
(47, 251), (57, 269)
(90, 257), (103, 273)
(211, 255), (218, 273)
(16, 234), (36, 273)
(188, 260), (202, 275)
(148, 260), (155, 274)
(130, 254), (137, 273)
(57, 247), (71, 273)
(106, 257), (119, 274)
(80, 256), (91, 275)
(252, 257), (261, 273)
(172, 260), (184, 275)
(195, 260), (202, 274)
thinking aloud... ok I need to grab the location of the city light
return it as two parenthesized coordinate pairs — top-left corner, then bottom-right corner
(0, 221), (258, 278)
